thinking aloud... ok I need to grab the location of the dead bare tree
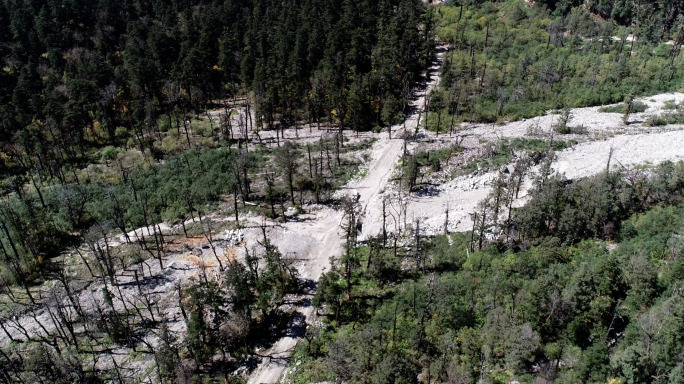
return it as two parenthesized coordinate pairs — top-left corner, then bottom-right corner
(414, 217), (423, 271)
(85, 222), (116, 285)
(203, 221), (224, 272)
(382, 197), (388, 247)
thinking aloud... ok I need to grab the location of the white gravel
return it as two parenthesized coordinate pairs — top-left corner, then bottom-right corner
(356, 93), (684, 238)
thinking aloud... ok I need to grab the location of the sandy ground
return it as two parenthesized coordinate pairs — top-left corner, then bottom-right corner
(355, 93), (684, 238)
(460, 92), (684, 141)
(0, 207), (341, 380)
(376, 127), (684, 236)
(244, 206), (343, 384)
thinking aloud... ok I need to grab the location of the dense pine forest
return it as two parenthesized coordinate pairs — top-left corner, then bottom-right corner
(0, 0), (431, 177)
(0, 0), (684, 383)
(0, 0), (431, 290)
(0, 0), (433, 381)
(424, 0), (684, 127)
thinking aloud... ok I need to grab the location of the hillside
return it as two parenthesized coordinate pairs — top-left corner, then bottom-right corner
(1, 1), (684, 383)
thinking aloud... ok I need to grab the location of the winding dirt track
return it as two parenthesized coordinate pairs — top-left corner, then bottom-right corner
(246, 47), (447, 384)
(356, 51), (445, 241)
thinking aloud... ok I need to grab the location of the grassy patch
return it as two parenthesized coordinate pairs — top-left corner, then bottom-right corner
(461, 138), (575, 174)
(598, 100), (648, 114)
(645, 112), (684, 126)
(343, 138), (377, 153)
(663, 100), (679, 110)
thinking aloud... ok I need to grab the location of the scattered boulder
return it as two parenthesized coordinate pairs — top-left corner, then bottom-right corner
(219, 229), (245, 245)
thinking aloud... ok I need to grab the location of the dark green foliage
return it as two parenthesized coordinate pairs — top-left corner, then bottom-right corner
(154, 324), (181, 382)
(371, 350), (418, 384)
(224, 261), (256, 316)
(619, 206), (683, 259)
(0, 148), (239, 286)
(13, 342), (103, 384)
(299, 161), (684, 383)
(0, 0), (430, 180)
(434, 1), (684, 124)
(253, 237), (299, 314)
(314, 269), (346, 321)
(156, 233), (299, 377)
(183, 281), (229, 365)
(402, 153), (420, 192)
(537, 0), (683, 39)
(513, 161), (684, 244)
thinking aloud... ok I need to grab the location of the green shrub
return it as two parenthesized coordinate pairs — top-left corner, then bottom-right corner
(644, 112), (684, 126)
(599, 104), (625, 113)
(435, 2), (682, 123)
(645, 115), (668, 126)
(663, 100), (679, 110)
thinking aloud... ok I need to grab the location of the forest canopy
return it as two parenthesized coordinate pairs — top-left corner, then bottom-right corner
(0, 0), (433, 179)
(1, 0), (684, 382)
(430, 0), (684, 124)
(298, 161), (684, 384)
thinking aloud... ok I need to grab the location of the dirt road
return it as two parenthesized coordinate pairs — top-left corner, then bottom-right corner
(244, 207), (343, 384)
(4, 39), (681, 381)
(356, 49), (446, 241)
(246, 46), (447, 384)
(0, 46), (447, 382)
